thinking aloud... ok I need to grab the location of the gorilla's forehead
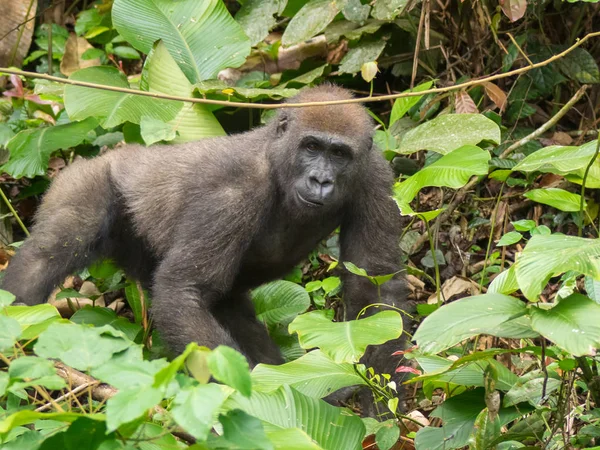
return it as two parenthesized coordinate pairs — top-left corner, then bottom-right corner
(294, 104), (371, 140)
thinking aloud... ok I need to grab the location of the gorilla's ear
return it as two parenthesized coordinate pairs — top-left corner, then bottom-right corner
(277, 111), (288, 136)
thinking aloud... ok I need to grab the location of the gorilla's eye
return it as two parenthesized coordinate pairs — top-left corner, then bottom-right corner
(306, 142), (318, 153)
(332, 147), (349, 159)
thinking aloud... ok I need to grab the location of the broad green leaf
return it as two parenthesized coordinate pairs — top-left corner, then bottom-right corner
(512, 219), (536, 232)
(555, 47), (600, 83)
(153, 342), (198, 388)
(106, 384), (163, 432)
(3, 118), (98, 179)
(514, 140), (600, 187)
(497, 231), (523, 246)
(282, 0), (341, 46)
(343, 261), (368, 277)
(218, 409), (272, 450)
(171, 384), (227, 440)
(0, 372), (7, 397)
(415, 389), (527, 450)
(0, 315), (21, 351)
(64, 66), (181, 128)
(5, 304), (63, 340)
(397, 114), (501, 155)
(393, 145), (490, 215)
(488, 266), (519, 295)
(469, 408), (501, 450)
(503, 376), (561, 407)
(524, 188), (584, 212)
(91, 353), (167, 390)
(339, 39), (387, 75)
(585, 275), (600, 304)
(124, 281), (146, 325)
(390, 81), (434, 126)
(321, 277), (340, 294)
(71, 306), (142, 342)
(371, 0), (408, 19)
(252, 350), (365, 398)
(288, 310), (402, 364)
(530, 294), (600, 356)
(142, 41), (224, 142)
(376, 422), (400, 450)
(113, 0), (251, 83)
(415, 355), (518, 391)
(236, 0), (287, 46)
(34, 322), (131, 371)
(267, 427), (324, 450)
(8, 356), (56, 380)
(139, 116), (176, 145)
(207, 346), (252, 397)
(34, 417), (109, 450)
(0, 290), (15, 307)
(414, 294), (530, 354)
(251, 281), (311, 329)
(0, 411), (104, 435)
(228, 385), (365, 450)
(514, 235), (600, 301)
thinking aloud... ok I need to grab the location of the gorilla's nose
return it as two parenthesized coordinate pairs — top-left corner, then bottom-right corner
(308, 173), (334, 199)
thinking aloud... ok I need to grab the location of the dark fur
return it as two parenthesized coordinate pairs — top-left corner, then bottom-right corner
(2, 86), (409, 378)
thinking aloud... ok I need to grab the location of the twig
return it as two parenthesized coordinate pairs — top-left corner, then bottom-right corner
(411, 0), (427, 89)
(54, 362), (196, 444)
(35, 381), (97, 412)
(578, 134), (600, 237)
(411, 84), (591, 254)
(0, 186), (29, 236)
(506, 33), (533, 66)
(500, 85), (589, 158)
(0, 31), (598, 109)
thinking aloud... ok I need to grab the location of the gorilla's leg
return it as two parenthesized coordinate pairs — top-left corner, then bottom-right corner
(212, 292), (284, 366)
(2, 160), (116, 305)
(150, 259), (245, 358)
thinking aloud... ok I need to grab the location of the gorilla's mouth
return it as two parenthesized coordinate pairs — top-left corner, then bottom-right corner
(297, 191), (323, 207)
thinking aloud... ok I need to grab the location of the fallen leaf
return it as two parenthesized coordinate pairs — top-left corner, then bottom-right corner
(484, 82), (507, 112)
(455, 91), (478, 114)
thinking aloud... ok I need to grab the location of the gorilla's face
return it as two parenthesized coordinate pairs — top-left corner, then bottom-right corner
(292, 132), (356, 209)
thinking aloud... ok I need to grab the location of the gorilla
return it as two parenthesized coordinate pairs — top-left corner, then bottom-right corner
(2, 85), (408, 375)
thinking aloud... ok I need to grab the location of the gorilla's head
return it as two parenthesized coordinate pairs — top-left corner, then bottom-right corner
(271, 85), (374, 212)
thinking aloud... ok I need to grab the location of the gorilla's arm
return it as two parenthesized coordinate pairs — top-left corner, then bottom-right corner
(339, 150), (409, 383)
(339, 151), (407, 320)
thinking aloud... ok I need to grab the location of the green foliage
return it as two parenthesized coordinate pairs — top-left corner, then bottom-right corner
(4, 1), (600, 448)
(289, 310), (402, 363)
(397, 114), (501, 155)
(112, 0), (250, 83)
(3, 118), (98, 178)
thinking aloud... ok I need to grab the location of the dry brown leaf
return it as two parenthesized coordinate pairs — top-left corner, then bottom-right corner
(483, 82), (507, 112)
(455, 91), (478, 114)
(60, 33), (101, 77)
(499, 0), (527, 22)
(427, 276), (480, 304)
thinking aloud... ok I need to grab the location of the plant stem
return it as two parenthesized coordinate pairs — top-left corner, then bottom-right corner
(578, 133), (600, 237)
(0, 187), (29, 237)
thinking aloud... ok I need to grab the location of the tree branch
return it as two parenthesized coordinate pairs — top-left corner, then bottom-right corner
(0, 31), (598, 109)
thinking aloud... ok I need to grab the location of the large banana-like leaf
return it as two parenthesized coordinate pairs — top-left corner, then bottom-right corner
(397, 114), (500, 155)
(413, 294), (533, 355)
(228, 385), (365, 450)
(142, 41), (224, 142)
(64, 66), (181, 128)
(515, 235), (600, 301)
(513, 140), (600, 187)
(393, 145), (490, 216)
(113, 0), (250, 83)
(252, 350), (365, 398)
(530, 294), (600, 356)
(288, 310), (402, 364)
